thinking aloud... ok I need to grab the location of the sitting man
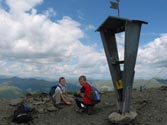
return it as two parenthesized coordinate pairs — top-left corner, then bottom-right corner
(74, 75), (94, 114)
(51, 77), (73, 108)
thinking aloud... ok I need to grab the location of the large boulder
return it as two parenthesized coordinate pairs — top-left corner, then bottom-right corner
(108, 111), (137, 124)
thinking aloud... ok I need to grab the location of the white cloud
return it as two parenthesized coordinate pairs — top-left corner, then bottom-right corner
(0, 0), (166, 80)
(0, 0), (110, 79)
(6, 0), (43, 14)
(85, 24), (96, 31)
(136, 33), (167, 79)
(43, 8), (56, 18)
(77, 10), (85, 20)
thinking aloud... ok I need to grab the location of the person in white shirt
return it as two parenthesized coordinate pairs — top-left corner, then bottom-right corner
(53, 77), (73, 108)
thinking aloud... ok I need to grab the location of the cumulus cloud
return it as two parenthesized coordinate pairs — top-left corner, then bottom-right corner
(136, 33), (167, 79)
(6, 0), (43, 14)
(0, 0), (109, 79)
(0, 0), (166, 80)
(43, 8), (56, 18)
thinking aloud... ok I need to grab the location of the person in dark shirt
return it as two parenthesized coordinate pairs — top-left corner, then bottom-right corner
(74, 75), (93, 113)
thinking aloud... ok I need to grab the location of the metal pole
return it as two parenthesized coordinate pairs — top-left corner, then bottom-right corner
(117, 0), (120, 17)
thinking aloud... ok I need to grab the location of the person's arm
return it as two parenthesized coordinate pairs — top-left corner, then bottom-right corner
(60, 94), (71, 105)
(56, 86), (71, 105)
(76, 86), (85, 95)
(64, 91), (71, 97)
(76, 90), (81, 95)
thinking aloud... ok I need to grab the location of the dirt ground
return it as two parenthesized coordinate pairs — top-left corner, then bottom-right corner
(0, 86), (167, 125)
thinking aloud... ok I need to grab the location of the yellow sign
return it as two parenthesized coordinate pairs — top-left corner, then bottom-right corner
(116, 80), (123, 89)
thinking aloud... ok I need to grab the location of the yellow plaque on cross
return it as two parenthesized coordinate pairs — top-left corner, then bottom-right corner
(116, 80), (123, 89)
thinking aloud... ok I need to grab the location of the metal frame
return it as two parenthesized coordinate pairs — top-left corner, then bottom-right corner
(97, 16), (148, 114)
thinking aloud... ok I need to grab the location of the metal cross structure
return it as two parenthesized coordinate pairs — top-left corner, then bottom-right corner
(97, 16), (148, 114)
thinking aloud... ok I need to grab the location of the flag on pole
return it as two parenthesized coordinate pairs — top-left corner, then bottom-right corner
(110, 1), (119, 10)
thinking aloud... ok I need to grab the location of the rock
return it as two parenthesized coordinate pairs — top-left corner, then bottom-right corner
(33, 101), (45, 105)
(159, 86), (167, 91)
(47, 105), (58, 112)
(108, 111), (138, 125)
(9, 98), (23, 106)
(36, 106), (46, 113)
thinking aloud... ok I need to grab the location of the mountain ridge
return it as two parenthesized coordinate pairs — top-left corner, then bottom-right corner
(0, 76), (166, 99)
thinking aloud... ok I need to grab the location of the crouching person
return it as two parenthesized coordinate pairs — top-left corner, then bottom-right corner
(74, 75), (94, 114)
(50, 77), (73, 109)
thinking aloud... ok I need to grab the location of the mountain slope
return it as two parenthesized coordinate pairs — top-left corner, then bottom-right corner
(0, 77), (80, 98)
(0, 85), (24, 98)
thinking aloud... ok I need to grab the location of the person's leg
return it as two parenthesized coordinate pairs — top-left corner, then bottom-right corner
(53, 89), (61, 104)
(85, 104), (94, 115)
(74, 94), (83, 108)
(53, 90), (63, 109)
(74, 94), (88, 112)
(75, 99), (83, 109)
(63, 94), (74, 104)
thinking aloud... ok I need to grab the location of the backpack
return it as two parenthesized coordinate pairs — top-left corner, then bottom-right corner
(49, 84), (62, 97)
(12, 104), (33, 124)
(90, 86), (101, 104)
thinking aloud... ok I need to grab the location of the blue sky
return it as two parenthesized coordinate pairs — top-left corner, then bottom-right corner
(0, 0), (166, 80)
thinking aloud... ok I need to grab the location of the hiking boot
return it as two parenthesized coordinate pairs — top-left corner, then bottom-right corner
(75, 108), (85, 113)
(54, 104), (63, 109)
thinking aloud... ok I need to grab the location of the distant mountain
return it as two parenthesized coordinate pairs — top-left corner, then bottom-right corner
(0, 75), (12, 79)
(0, 85), (24, 99)
(0, 77), (53, 92)
(156, 79), (167, 84)
(0, 77), (80, 99)
(91, 78), (167, 92)
(92, 80), (114, 92)
(133, 78), (166, 89)
(0, 76), (166, 99)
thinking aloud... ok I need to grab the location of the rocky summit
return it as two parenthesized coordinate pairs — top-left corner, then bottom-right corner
(0, 86), (167, 125)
